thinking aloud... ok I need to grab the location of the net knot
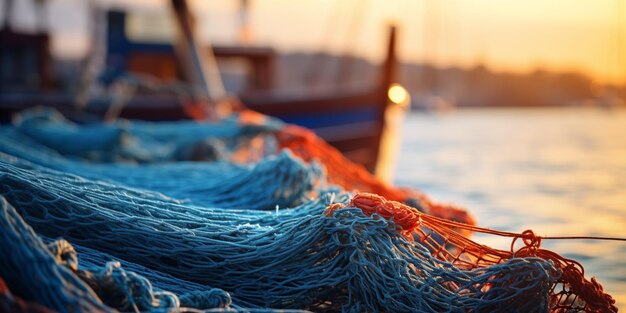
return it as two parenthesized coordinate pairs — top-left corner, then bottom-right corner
(46, 239), (78, 271)
(511, 229), (542, 257)
(179, 289), (232, 309)
(347, 193), (422, 237)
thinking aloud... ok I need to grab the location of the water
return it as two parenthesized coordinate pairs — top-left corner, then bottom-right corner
(394, 108), (626, 309)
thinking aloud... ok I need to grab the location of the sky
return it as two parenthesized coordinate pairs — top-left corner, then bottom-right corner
(3, 0), (625, 85)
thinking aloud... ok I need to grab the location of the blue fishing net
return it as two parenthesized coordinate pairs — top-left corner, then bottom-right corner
(0, 154), (559, 312)
(0, 127), (322, 210)
(0, 108), (564, 312)
(13, 107), (282, 163)
(1, 197), (311, 313)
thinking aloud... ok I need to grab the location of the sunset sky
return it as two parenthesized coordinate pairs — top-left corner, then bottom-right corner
(4, 0), (626, 84)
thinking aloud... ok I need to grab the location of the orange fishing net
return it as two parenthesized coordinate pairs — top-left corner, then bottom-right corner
(275, 123), (476, 226)
(325, 192), (617, 312)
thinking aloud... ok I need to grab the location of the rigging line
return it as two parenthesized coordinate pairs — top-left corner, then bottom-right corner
(419, 211), (626, 243)
(539, 236), (626, 242)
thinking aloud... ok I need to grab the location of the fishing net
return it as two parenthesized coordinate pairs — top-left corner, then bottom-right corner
(0, 197), (110, 313)
(0, 153), (617, 312)
(5, 108), (473, 224)
(0, 127), (323, 210)
(0, 108), (617, 312)
(1, 277), (60, 313)
(276, 123), (476, 226)
(13, 107), (281, 163)
(0, 163), (557, 312)
(0, 196), (310, 313)
(326, 193), (617, 312)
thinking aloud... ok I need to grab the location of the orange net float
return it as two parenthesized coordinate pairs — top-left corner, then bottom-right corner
(327, 192), (617, 312)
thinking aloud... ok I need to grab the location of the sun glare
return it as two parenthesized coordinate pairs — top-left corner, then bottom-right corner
(388, 83), (409, 105)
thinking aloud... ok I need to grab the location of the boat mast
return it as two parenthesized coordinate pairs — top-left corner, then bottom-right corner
(170, 0), (229, 119)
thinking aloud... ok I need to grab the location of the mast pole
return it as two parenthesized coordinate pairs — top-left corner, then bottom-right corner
(170, 0), (229, 119)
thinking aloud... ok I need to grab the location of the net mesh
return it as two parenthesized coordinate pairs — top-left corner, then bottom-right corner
(0, 277), (62, 313)
(0, 168), (559, 312)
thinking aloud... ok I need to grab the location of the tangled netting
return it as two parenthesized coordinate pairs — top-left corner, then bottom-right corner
(7, 107), (475, 225)
(0, 108), (617, 312)
(0, 197), (310, 313)
(326, 193), (618, 312)
(0, 127), (322, 210)
(0, 151), (617, 312)
(12, 107), (281, 163)
(0, 161), (560, 312)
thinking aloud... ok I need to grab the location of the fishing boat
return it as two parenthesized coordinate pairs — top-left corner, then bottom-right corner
(0, 0), (408, 178)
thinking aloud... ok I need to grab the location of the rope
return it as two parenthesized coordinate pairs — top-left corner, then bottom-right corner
(537, 235), (626, 242)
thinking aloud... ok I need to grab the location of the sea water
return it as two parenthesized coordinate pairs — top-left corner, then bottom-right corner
(395, 107), (626, 308)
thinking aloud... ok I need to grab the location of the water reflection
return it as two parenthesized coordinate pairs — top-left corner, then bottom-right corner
(395, 107), (626, 308)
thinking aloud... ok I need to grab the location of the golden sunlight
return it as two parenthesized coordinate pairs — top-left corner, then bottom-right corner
(388, 83), (410, 105)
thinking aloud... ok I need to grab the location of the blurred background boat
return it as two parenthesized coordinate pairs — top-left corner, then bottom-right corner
(0, 0), (410, 178)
